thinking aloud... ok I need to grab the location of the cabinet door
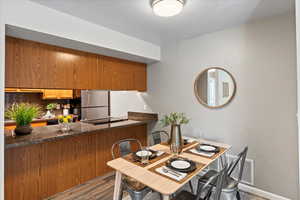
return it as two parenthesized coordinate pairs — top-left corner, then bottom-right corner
(39, 43), (57, 88)
(59, 90), (73, 99)
(74, 53), (102, 89)
(18, 39), (44, 88)
(132, 63), (147, 92)
(5, 37), (19, 87)
(102, 57), (134, 90)
(53, 48), (75, 89)
(6, 37), (43, 88)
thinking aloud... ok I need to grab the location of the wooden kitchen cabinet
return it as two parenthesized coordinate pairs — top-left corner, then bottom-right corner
(102, 56), (134, 90)
(102, 56), (147, 91)
(42, 89), (73, 99)
(5, 37), (147, 91)
(5, 124), (147, 200)
(74, 53), (103, 89)
(5, 37), (19, 88)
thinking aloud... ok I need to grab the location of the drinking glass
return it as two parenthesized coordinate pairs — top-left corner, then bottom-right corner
(140, 147), (150, 164)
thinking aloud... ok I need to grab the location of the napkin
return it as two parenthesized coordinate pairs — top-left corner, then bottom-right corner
(156, 151), (165, 157)
(155, 167), (187, 181)
(189, 148), (215, 158)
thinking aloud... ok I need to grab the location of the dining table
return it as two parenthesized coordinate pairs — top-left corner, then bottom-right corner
(107, 138), (231, 200)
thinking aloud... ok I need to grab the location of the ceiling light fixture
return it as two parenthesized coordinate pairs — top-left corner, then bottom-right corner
(151, 0), (186, 17)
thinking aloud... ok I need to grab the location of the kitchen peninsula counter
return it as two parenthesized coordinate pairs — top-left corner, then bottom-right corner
(5, 118), (154, 200)
(5, 120), (149, 149)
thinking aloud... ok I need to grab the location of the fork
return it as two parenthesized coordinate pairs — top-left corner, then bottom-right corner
(162, 167), (181, 177)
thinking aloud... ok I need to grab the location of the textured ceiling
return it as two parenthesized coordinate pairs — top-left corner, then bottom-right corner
(31, 0), (294, 45)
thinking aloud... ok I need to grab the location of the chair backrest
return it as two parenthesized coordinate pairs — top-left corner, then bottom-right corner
(111, 138), (142, 159)
(228, 146), (248, 183)
(196, 166), (227, 200)
(151, 130), (169, 145)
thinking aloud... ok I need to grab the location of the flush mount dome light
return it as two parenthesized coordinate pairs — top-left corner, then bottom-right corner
(151, 0), (186, 17)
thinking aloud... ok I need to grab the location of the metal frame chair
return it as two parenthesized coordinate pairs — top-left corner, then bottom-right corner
(198, 146), (248, 200)
(151, 130), (170, 145)
(111, 138), (162, 200)
(172, 166), (227, 200)
(111, 139), (151, 200)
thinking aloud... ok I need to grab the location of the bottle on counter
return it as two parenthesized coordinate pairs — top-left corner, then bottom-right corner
(63, 105), (69, 116)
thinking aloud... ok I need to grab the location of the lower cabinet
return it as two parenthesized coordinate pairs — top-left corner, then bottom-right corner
(5, 124), (147, 200)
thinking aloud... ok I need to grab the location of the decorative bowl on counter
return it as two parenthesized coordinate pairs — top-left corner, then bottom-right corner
(58, 115), (72, 133)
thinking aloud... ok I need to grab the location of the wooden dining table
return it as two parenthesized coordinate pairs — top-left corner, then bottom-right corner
(107, 138), (231, 200)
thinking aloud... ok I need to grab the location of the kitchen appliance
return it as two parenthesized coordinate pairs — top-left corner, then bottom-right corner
(81, 90), (110, 121)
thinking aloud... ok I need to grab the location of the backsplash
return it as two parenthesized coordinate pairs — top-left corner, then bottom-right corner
(5, 93), (80, 118)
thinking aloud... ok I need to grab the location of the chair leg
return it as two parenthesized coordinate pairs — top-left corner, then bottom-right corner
(159, 193), (164, 200)
(188, 181), (194, 194)
(118, 185), (123, 200)
(236, 190), (241, 200)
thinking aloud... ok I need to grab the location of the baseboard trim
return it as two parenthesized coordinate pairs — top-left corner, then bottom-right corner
(239, 184), (291, 200)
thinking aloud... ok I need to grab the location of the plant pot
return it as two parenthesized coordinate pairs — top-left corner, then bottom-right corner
(14, 125), (33, 136)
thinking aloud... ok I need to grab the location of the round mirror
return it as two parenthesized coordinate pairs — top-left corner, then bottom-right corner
(194, 67), (236, 108)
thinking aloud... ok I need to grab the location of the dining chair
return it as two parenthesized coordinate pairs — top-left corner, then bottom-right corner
(151, 131), (195, 194)
(198, 146), (248, 200)
(151, 130), (170, 145)
(171, 165), (227, 200)
(111, 138), (161, 200)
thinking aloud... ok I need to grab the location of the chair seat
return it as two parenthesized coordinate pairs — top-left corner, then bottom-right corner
(123, 176), (148, 191)
(172, 191), (198, 200)
(199, 170), (238, 192)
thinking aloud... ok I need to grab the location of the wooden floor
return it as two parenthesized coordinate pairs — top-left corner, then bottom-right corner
(46, 173), (268, 200)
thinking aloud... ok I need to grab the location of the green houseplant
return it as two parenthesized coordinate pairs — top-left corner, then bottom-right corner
(160, 112), (189, 154)
(5, 103), (41, 135)
(160, 112), (189, 127)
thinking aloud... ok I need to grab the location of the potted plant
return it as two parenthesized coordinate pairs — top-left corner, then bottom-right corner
(160, 112), (189, 154)
(5, 103), (41, 136)
(44, 103), (57, 119)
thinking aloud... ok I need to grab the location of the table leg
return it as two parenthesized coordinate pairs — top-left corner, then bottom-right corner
(163, 195), (170, 200)
(113, 171), (122, 200)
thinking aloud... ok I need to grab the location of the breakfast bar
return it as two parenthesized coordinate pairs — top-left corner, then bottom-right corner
(4, 119), (151, 200)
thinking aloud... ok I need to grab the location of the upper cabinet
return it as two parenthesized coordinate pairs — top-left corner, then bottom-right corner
(5, 37), (147, 91)
(102, 56), (147, 91)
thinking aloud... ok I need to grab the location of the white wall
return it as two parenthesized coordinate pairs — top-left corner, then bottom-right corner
(110, 91), (153, 117)
(296, 0), (300, 195)
(2, 0), (160, 62)
(147, 14), (298, 199)
(0, 0), (5, 199)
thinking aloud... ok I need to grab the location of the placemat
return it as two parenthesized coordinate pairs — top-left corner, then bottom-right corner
(148, 156), (206, 184)
(183, 144), (227, 160)
(160, 141), (199, 149)
(122, 152), (170, 168)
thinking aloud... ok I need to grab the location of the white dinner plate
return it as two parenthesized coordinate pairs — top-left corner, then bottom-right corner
(199, 145), (216, 152)
(136, 150), (152, 157)
(170, 160), (191, 170)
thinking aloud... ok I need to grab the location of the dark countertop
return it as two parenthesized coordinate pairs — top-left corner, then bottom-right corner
(5, 120), (149, 149)
(5, 118), (58, 126)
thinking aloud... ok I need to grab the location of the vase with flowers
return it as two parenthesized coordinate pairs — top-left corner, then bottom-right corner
(58, 115), (72, 133)
(160, 112), (189, 154)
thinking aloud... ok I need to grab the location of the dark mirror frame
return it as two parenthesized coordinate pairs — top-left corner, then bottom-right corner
(194, 67), (237, 109)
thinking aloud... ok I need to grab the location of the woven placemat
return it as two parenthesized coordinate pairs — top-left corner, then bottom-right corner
(160, 141), (199, 149)
(183, 144), (227, 160)
(148, 156), (206, 184)
(122, 152), (170, 168)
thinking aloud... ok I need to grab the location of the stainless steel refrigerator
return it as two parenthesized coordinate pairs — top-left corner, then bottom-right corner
(81, 90), (109, 121)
